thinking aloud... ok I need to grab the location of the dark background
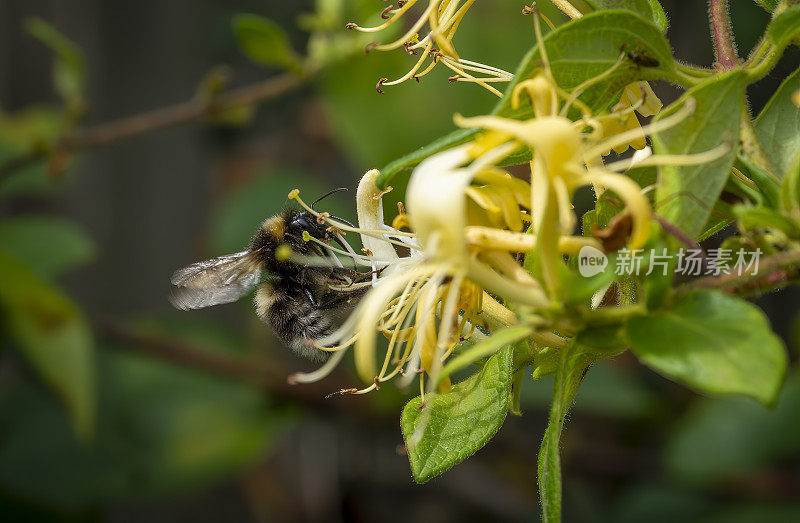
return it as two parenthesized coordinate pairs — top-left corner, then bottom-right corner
(1, 1), (799, 521)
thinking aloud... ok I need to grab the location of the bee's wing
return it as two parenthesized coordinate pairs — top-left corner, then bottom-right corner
(169, 250), (263, 310)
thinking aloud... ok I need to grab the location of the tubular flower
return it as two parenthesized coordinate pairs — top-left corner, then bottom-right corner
(595, 81), (663, 155)
(284, 158), (577, 396)
(282, 8), (728, 398)
(449, 14), (728, 296)
(346, 0), (512, 96)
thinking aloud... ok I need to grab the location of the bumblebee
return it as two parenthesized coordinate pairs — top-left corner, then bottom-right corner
(169, 190), (370, 361)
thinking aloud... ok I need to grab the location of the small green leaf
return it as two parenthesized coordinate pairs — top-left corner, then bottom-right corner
(754, 0), (779, 11)
(401, 346), (514, 483)
(436, 326), (532, 387)
(654, 71), (746, 238)
(562, 255), (617, 306)
(766, 5), (800, 51)
(538, 342), (598, 522)
(626, 290), (787, 405)
(736, 153), (782, 208)
(0, 252), (95, 438)
(25, 18), (86, 111)
(232, 14), (301, 72)
(755, 66), (800, 179)
(0, 217), (94, 279)
(735, 204), (800, 238)
(377, 10), (677, 188)
(781, 155), (800, 217)
(575, 324), (628, 353)
(583, 0), (668, 31)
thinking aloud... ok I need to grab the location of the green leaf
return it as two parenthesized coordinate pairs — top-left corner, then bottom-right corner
(0, 217), (94, 279)
(25, 18), (86, 110)
(781, 154), (800, 217)
(401, 346), (514, 483)
(754, 0), (779, 11)
(576, 324), (628, 353)
(436, 325), (532, 387)
(584, 0), (668, 31)
(0, 251), (95, 438)
(654, 71), (746, 237)
(538, 342), (598, 522)
(755, 66), (800, 179)
(735, 204), (800, 238)
(232, 14), (301, 72)
(766, 5), (800, 51)
(377, 10), (677, 188)
(736, 153), (781, 208)
(626, 290), (787, 405)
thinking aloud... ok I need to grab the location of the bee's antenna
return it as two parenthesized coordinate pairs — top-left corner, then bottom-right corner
(328, 215), (355, 228)
(311, 187), (349, 209)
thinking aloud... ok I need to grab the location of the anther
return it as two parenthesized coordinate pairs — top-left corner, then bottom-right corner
(362, 248), (374, 256)
(345, 22), (357, 29)
(381, 5), (393, 19)
(376, 77), (388, 94)
(374, 186), (393, 199)
(316, 212), (331, 224)
(448, 75), (459, 83)
(325, 388), (358, 399)
(403, 41), (418, 55)
(365, 41), (380, 54)
(373, 377), (381, 390)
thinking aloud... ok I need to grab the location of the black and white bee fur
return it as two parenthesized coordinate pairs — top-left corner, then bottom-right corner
(169, 196), (369, 361)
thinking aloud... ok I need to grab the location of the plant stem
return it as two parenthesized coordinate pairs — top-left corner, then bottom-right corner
(678, 249), (800, 296)
(0, 72), (302, 180)
(708, 0), (739, 69)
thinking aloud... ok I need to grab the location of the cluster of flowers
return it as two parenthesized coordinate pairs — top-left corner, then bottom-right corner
(288, 3), (728, 408)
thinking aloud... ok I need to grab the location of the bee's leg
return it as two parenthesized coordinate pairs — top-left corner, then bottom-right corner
(301, 285), (319, 307)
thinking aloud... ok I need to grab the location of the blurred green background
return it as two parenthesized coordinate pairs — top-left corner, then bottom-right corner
(0, 1), (799, 521)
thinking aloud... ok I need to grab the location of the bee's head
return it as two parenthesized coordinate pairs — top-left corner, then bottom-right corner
(250, 209), (330, 262)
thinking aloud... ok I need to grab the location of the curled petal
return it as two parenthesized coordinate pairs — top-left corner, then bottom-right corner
(406, 144), (473, 260)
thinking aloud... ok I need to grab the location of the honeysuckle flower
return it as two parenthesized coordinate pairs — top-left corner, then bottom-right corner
(448, 13), (728, 296)
(346, 0), (513, 96)
(284, 155), (580, 396)
(282, 4), (727, 399)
